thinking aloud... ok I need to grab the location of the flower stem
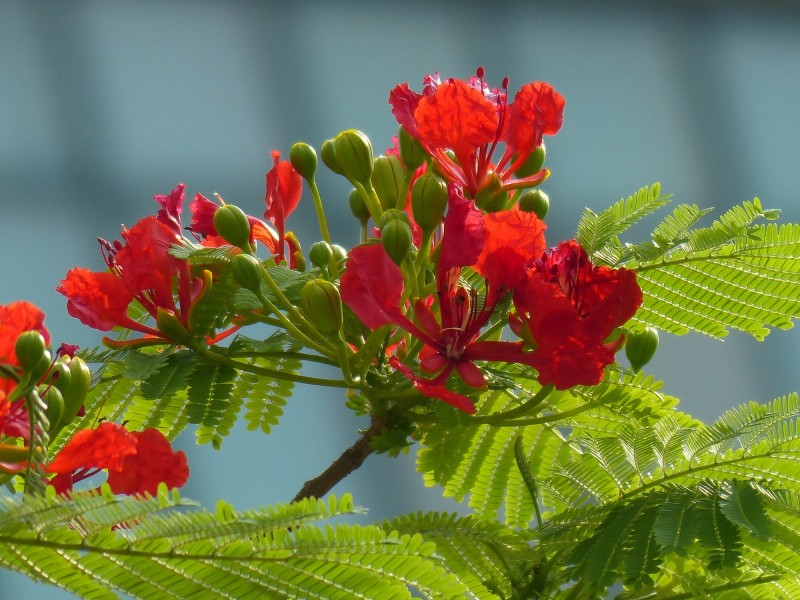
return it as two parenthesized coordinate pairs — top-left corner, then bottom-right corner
(292, 415), (385, 502)
(191, 343), (352, 389)
(467, 385), (554, 425)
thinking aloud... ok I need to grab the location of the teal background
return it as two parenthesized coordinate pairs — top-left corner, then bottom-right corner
(2, 1), (800, 596)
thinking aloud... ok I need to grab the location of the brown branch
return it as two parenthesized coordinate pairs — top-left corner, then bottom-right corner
(292, 416), (385, 502)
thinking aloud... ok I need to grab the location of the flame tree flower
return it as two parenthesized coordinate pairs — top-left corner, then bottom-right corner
(511, 240), (643, 389)
(389, 68), (565, 198)
(57, 186), (215, 345)
(47, 422), (189, 496)
(341, 185), (547, 413)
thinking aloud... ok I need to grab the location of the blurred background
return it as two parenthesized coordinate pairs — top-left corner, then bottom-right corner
(2, 0), (800, 595)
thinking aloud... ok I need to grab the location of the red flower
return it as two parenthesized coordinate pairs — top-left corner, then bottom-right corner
(57, 185), (238, 345)
(0, 301), (50, 384)
(264, 150), (302, 264)
(341, 188), (547, 412)
(59, 214), (204, 343)
(389, 69), (565, 197)
(0, 301), (51, 427)
(48, 422), (189, 496)
(512, 240), (643, 389)
(106, 429), (190, 495)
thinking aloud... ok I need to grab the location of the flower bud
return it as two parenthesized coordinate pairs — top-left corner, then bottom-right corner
(50, 356), (92, 433)
(285, 231), (306, 272)
(333, 130), (374, 185)
(15, 331), (47, 371)
(300, 279), (343, 335)
(348, 188), (370, 225)
(519, 189), (550, 220)
(231, 253), (264, 292)
(514, 143), (546, 177)
(320, 139), (344, 175)
(308, 241), (333, 270)
(411, 174), (448, 231)
(625, 327), (659, 373)
(331, 244), (347, 263)
(289, 142), (317, 180)
(213, 204), (252, 251)
(59, 356), (91, 427)
(371, 155), (405, 211)
(43, 386), (65, 434)
(475, 172), (508, 212)
(398, 126), (426, 171)
(156, 308), (192, 345)
(380, 210), (413, 265)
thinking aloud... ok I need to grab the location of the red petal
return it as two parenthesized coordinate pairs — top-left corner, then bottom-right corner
(48, 422), (138, 474)
(389, 83), (423, 138)
(341, 244), (414, 330)
(116, 216), (183, 305)
(189, 193), (218, 237)
(58, 268), (135, 331)
(415, 79), (498, 160)
(264, 150), (303, 242)
(0, 301), (50, 365)
(474, 210), (547, 295)
(506, 82), (565, 156)
(439, 184), (484, 273)
(106, 429), (189, 495)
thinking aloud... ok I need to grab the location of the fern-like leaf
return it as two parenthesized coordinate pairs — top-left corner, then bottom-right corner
(0, 490), (467, 599)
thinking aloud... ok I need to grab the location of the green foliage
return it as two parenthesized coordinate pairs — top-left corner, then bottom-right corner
(0, 490), (467, 599)
(581, 188), (800, 340)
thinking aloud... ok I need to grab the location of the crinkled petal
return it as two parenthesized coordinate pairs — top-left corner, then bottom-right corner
(48, 422), (138, 474)
(474, 210), (547, 295)
(58, 268), (135, 331)
(0, 301), (50, 365)
(415, 79), (498, 159)
(506, 82), (565, 156)
(106, 429), (189, 495)
(389, 83), (423, 138)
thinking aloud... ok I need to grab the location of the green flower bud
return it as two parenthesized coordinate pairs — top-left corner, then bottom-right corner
(300, 279), (343, 335)
(381, 218), (413, 265)
(43, 386), (65, 434)
(348, 188), (370, 224)
(519, 189), (550, 220)
(333, 130), (373, 185)
(475, 172), (508, 212)
(213, 204), (252, 251)
(60, 356), (91, 427)
(379, 208), (411, 229)
(320, 139), (344, 175)
(331, 244), (347, 263)
(398, 126), (427, 171)
(514, 143), (546, 177)
(625, 327), (659, 373)
(156, 308), (192, 345)
(289, 142), (317, 180)
(14, 331), (47, 371)
(411, 174), (448, 231)
(371, 155), (405, 210)
(308, 241), (333, 270)
(230, 253), (264, 292)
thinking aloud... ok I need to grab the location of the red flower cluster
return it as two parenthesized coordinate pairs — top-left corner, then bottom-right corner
(47, 422), (189, 496)
(390, 69), (565, 197)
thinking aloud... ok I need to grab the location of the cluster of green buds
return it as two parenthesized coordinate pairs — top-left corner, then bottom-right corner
(6, 331), (91, 437)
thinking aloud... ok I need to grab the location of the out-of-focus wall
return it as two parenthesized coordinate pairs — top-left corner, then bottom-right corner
(2, 1), (800, 595)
